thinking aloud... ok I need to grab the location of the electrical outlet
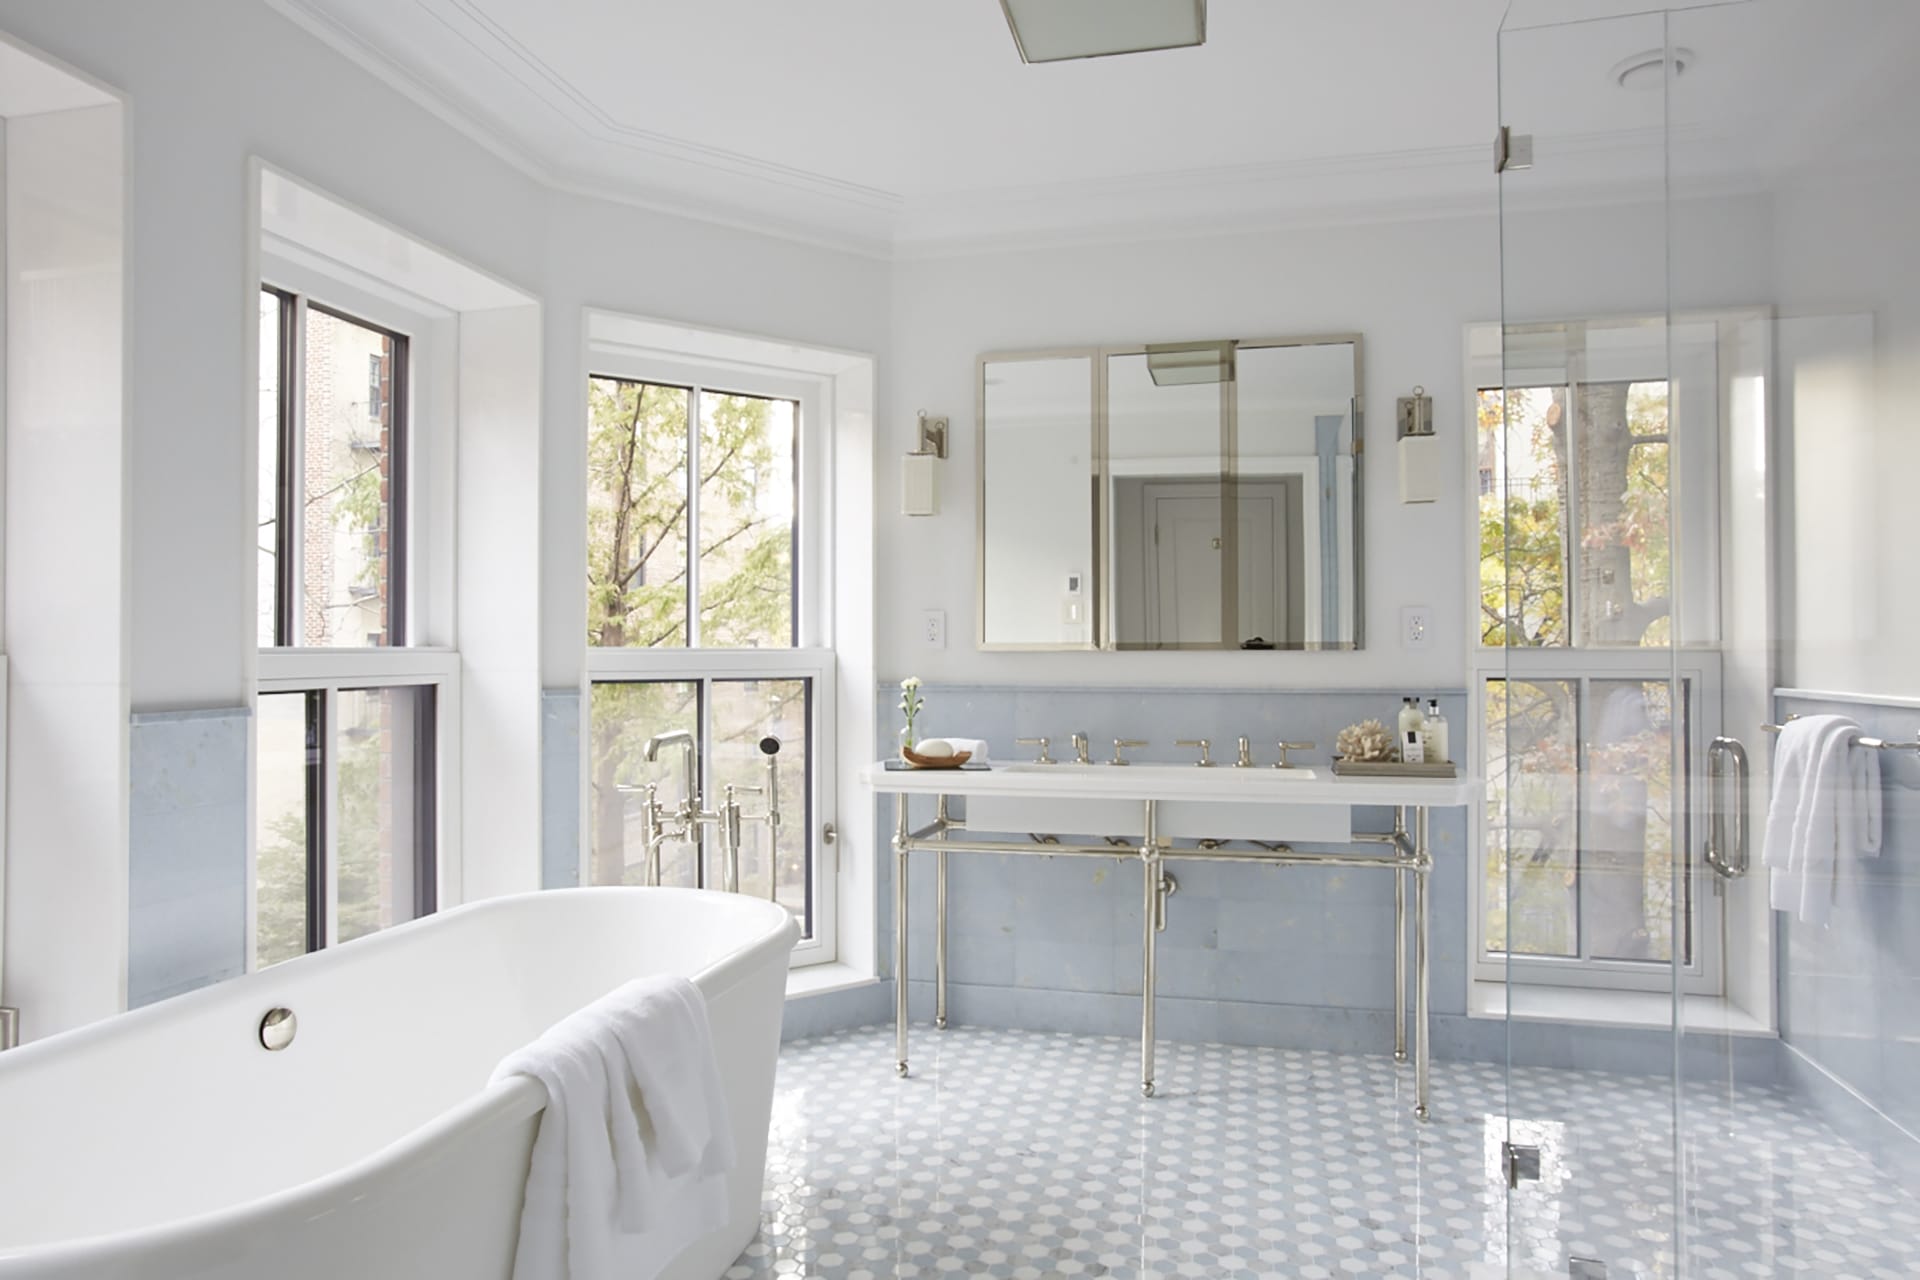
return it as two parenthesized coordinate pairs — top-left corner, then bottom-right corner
(1401, 605), (1433, 650)
(922, 609), (947, 649)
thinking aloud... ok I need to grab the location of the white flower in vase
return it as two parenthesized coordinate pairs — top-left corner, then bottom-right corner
(898, 677), (925, 756)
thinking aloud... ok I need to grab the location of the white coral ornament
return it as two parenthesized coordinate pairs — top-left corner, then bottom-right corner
(1336, 718), (1395, 763)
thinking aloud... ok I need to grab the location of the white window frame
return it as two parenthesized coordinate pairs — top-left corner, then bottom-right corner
(255, 649), (462, 953)
(1464, 316), (1727, 995)
(584, 349), (838, 968)
(250, 269), (459, 970)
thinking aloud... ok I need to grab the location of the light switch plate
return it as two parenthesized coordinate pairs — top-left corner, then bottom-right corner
(922, 609), (947, 649)
(1401, 605), (1432, 650)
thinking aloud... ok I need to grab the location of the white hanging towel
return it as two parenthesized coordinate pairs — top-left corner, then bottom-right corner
(490, 975), (734, 1280)
(1762, 715), (1881, 925)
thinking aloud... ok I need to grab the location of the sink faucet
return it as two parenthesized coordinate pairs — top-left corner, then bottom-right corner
(1235, 736), (1256, 768)
(1273, 740), (1318, 770)
(1109, 738), (1148, 766)
(1071, 732), (1091, 765)
(1016, 736), (1054, 764)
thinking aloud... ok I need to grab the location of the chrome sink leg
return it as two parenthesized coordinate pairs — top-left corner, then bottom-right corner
(1393, 805), (1408, 1064)
(894, 793), (910, 1078)
(1140, 799), (1159, 1099)
(935, 795), (950, 1031)
(1415, 806), (1432, 1122)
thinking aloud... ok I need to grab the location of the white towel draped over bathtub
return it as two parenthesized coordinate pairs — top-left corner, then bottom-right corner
(1762, 714), (1883, 925)
(490, 975), (734, 1280)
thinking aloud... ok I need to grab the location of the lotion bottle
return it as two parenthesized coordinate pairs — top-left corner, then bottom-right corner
(1401, 727), (1426, 765)
(1422, 699), (1450, 765)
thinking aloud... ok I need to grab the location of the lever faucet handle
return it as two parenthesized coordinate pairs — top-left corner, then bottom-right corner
(1273, 741), (1318, 770)
(1110, 738), (1149, 767)
(1015, 736), (1054, 764)
(1175, 738), (1213, 767)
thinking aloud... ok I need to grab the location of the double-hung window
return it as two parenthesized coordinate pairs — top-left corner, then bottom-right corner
(254, 285), (443, 969)
(585, 368), (836, 965)
(1470, 319), (1724, 993)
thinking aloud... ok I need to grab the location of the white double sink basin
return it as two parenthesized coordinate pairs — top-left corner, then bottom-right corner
(965, 762), (1353, 844)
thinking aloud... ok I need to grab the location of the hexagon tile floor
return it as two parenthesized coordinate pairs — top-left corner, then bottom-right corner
(722, 1025), (1920, 1280)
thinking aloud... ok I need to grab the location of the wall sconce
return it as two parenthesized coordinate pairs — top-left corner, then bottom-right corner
(1397, 385), (1441, 504)
(902, 410), (948, 517)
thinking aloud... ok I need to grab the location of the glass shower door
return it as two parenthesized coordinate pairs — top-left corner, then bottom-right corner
(1495, 7), (1685, 1276)
(1495, 3), (1920, 1277)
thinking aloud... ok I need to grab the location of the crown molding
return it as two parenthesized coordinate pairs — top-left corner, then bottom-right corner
(265, 0), (1771, 264)
(426, 0), (902, 212)
(263, 0), (899, 259)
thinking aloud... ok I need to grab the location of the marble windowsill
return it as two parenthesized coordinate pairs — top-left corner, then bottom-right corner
(1469, 980), (1773, 1037)
(787, 961), (879, 1000)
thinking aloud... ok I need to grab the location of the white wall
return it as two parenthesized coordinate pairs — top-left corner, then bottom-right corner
(456, 303), (544, 902)
(1772, 159), (1920, 700)
(4, 100), (128, 1035)
(883, 194), (1774, 686)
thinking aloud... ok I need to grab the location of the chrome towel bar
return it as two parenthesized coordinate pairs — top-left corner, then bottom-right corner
(1762, 716), (1920, 753)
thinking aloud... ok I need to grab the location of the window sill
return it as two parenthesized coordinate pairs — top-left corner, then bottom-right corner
(1468, 981), (1773, 1037)
(786, 961), (878, 1001)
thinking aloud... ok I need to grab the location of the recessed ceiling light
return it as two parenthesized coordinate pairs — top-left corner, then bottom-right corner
(1609, 47), (1695, 91)
(1000, 0), (1206, 65)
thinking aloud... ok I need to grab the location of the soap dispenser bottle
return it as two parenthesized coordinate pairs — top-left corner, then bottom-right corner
(1398, 696), (1425, 744)
(1422, 699), (1449, 765)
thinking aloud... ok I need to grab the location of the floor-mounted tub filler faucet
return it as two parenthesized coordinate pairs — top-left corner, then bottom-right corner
(621, 730), (782, 896)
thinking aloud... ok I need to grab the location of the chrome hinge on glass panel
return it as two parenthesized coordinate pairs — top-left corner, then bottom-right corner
(1502, 1140), (1542, 1188)
(1495, 126), (1535, 174)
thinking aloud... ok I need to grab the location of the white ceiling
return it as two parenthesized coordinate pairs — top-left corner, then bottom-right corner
(270, 0), (1920, 255)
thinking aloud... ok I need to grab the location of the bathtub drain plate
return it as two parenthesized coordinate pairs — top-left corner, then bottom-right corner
(259, 1007), (297, 1051)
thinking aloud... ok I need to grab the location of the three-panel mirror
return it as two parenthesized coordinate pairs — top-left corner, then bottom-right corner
(978, 336), (1363, 651)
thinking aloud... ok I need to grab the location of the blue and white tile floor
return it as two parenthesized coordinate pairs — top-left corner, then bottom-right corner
(726, 1026), (1920, 1279)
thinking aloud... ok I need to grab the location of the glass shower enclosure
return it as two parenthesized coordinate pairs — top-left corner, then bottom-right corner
(1491, 1), (1920, 1274)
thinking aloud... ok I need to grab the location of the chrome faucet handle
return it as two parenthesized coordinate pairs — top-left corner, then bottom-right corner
(1273, 741), (1317, 770)
(1110, 738), (1148, 767)
(1235, 736), (1256, 768)
(1071, 732), (1091, 764)
(1175, 739), (1213, 767)
(1015, 736), (1054, 765)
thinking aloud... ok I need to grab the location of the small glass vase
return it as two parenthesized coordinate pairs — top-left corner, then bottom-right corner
(899, 723), (918, 760)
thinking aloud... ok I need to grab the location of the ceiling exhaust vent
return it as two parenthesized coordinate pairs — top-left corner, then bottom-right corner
(1000, 0), (1206, 65)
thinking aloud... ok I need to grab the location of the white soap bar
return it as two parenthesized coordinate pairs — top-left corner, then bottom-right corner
(913, 738), (955, 758)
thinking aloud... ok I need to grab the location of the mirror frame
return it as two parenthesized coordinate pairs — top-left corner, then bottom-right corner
(977, 334), (1365, 652)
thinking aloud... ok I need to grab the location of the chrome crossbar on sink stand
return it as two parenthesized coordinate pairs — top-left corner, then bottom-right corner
(891, 793), (1434, 1120)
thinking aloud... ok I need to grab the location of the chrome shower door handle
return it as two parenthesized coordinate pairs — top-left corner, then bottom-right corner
(1706, 735), (1750, 880)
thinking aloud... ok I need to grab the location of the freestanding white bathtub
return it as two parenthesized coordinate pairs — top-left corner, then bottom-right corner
(0, 887), (800, 1279)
